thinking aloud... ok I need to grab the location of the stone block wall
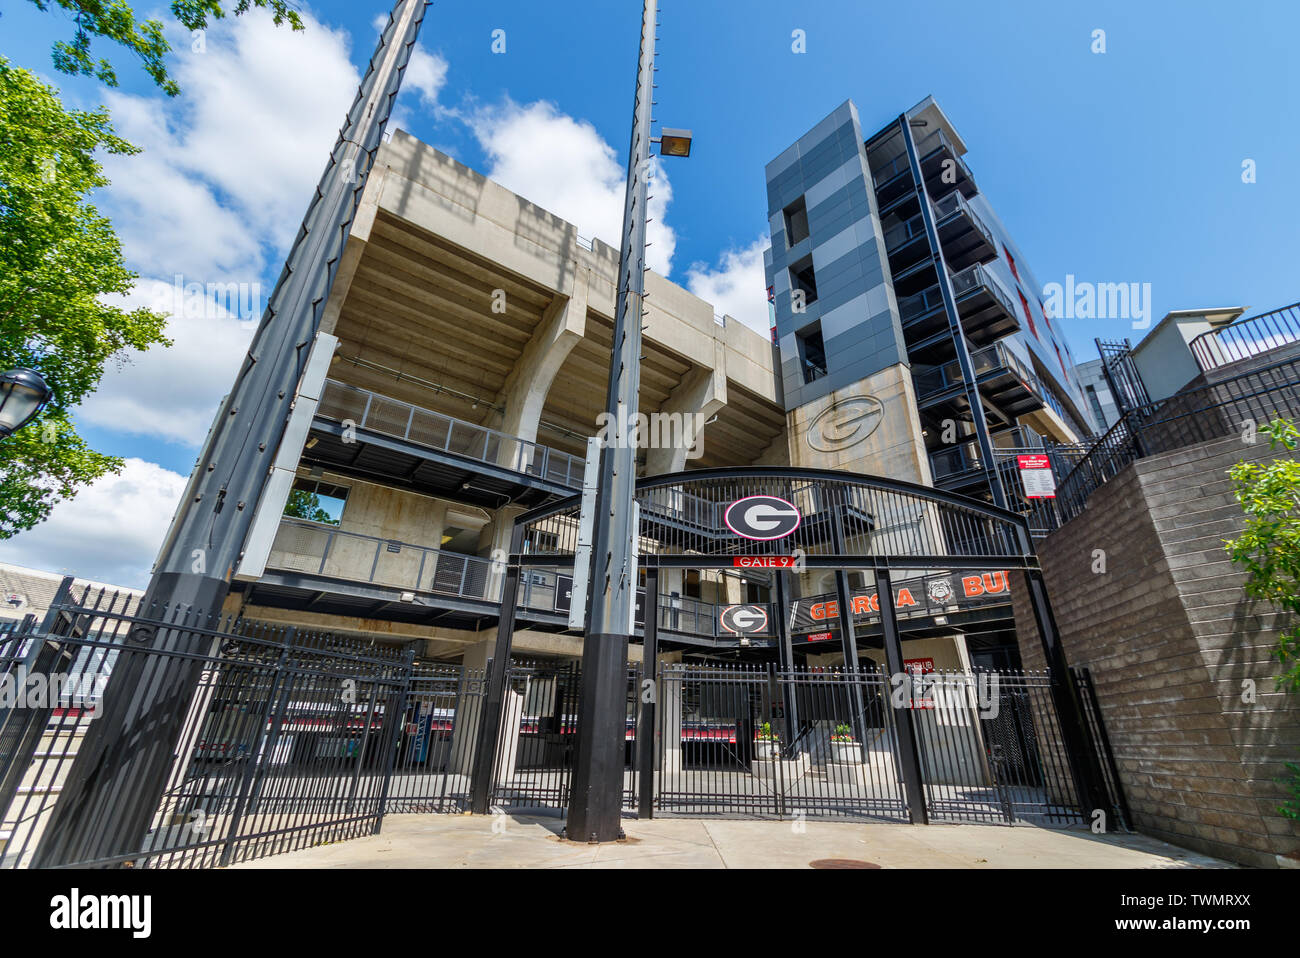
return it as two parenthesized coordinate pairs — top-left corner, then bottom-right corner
(1013, 433), (1300, 867)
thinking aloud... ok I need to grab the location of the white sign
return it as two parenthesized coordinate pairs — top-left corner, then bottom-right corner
(1017, 455), (1056, 499)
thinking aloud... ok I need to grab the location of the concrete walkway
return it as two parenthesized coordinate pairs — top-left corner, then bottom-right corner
(232, 814), (1231, 869)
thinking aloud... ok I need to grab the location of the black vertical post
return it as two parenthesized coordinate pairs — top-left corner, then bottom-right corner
(567, 0), (658, 846)
(876, 568), (929, 825)
(898, 114), (1007, 510)
(637, 567), (658, 818)
(772, 570), (799, 755)
(828, 506), (869, 758)
(1022, 567), (1113, 823)
(469, 527), (524, 815)
(375, 646), (417, 833)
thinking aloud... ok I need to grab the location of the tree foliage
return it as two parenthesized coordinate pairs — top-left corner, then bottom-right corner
(283, 488), (338, 526)
(1224, 417), (1300, 821)
(1224, 417), (1300, 692)
(27, 0), (305, 96)
(0, 58), (169, 537)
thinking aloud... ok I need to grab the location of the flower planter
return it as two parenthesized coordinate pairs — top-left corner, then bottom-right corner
(755, 740), (779, 760)
(831, 740), (862, 763)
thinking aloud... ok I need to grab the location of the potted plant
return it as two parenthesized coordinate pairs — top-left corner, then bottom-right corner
(756, 721), (779, 759)
(831, 723), (861, 763)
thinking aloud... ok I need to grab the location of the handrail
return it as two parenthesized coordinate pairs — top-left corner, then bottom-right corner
(316, 379), (585, 488)
(267, 517), (501, 601)
(1188, 302), (1300, 372)
(1048, 353), (1300, 530)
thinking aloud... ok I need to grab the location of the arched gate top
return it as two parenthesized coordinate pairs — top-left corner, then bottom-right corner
(512, 466), (1037, 570)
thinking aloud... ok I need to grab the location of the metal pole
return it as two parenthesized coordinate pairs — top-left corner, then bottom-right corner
(469, 525), (524, 814)
(876, 568), (929, 825)
(636, 567), (658, 818)
(31, 0), (432, 868)
(567, 0), (657, 844)
(828, 505), (869, 759)
(772, 570), (799, 755)
(1022, 568), (1113, 822)
(898, 115), (1007, 510)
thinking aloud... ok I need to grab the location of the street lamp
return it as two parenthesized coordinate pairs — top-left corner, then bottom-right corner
(655, 128), (693, 157)
(0, 368), (53, 438)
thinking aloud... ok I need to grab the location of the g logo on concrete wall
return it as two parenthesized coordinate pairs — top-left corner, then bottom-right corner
(724, 495), (801, 541)
(806, 396), (884, 453)
(720, 605), (769, 635)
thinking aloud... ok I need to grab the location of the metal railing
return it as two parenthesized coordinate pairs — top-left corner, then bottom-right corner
(267, 518), (500, 602)
(870, 128), (972, 190)
(317, 380), (585, 489)
(931, 191), (995, 253)
(913, 340), (1038, 399)
(930, 442), (984, 481)
(950, 263), (1016, 320)
(1047, 354), (1300, 529)
(883, 211), (927, 251)
(1188, 301), (1300, 372)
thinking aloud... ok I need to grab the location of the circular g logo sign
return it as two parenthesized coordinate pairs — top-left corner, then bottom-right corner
(724, 495), (801, 541)
(807, 396), (884, 453)
(720, 605), (769, 635)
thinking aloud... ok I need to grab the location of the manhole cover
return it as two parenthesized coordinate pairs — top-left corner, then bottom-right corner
(809, 859), (881, 869)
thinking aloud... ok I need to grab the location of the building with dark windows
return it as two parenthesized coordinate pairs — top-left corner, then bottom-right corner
(763, 98), (1094, 508)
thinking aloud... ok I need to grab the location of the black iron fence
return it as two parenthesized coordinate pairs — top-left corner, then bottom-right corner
(3, 590), (1130, 867)
(1, 588), (415, 869)
(1030, 354), (1300, 534)
(1189, 301), (1300, 372)
(645, 663), (1122, 828)
(485, 661), (640, 815)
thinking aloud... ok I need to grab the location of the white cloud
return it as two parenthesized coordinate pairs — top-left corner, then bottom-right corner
(389, 45), (449, 134)
(685, 238), (772, 336)
(99, 9), (362, 280)
(468, 99), (677, 275)
(0, 459), (187, 589)
(75, 10), (362, 447)
(78, 278), (257, 443)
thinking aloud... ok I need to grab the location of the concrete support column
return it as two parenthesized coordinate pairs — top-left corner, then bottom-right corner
(494, 269), (589, 469)
(660, 666), (682, 776)
(643, 365), (727, 476)
(480, 505), (525, 601)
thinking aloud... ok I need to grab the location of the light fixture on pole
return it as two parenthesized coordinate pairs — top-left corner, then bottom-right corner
(0, 368), (53, 439)
(654, 128), (693, 157)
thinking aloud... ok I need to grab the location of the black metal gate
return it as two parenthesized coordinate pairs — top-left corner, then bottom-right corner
(384, 665), (488, 813)
(1, 588), (416, 869)
(486, 661), (640, 815)
(646, 663), (1123, 827)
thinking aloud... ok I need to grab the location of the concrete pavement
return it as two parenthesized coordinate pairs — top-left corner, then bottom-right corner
(232, 813), (1231, 869)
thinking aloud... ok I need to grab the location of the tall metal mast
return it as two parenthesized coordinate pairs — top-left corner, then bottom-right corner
(565, 0), (659, 843)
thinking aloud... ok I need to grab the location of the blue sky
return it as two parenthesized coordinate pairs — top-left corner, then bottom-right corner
(1, 0), (1297, 584)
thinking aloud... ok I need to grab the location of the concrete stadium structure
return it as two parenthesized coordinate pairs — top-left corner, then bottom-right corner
(210, 99), (1097, 677)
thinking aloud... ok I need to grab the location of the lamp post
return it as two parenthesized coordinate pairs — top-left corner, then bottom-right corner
(0, 368), (54, 439)
(566, 0), (690, 843)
